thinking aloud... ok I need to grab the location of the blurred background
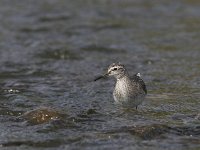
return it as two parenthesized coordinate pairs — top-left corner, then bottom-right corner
(0, 0), (199, 149)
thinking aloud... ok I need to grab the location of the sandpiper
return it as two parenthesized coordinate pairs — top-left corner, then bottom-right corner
(94, 63), (147, 109)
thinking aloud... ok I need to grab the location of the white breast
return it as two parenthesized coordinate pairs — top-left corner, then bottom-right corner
(113, 78), (129, 103)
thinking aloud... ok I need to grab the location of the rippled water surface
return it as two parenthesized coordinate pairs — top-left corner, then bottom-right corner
(0, 0), (200, 149)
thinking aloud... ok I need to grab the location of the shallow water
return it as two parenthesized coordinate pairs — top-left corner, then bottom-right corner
(0, 0), (200, 149)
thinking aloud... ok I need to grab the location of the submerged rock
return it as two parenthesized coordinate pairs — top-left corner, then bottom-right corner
(22, 107), (65, 125)
(128, 124), (170, 140)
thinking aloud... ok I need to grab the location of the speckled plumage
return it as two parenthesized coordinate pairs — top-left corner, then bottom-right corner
(113, 72), (147, 108)
(95, 63), (147, 109)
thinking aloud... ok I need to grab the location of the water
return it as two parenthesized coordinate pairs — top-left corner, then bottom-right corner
(0, 0), (200, 149)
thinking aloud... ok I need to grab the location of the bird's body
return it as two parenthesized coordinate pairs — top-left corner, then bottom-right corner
(113, 73), (146, 108)
(94, 63), (147, 109)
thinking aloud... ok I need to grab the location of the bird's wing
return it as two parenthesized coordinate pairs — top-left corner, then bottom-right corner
(131, 73), (147, 94)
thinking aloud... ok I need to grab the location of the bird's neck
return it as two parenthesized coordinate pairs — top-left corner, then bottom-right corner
(116, 72), (129, 81)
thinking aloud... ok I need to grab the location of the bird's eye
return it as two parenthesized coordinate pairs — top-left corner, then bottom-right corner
(113, 68), (117, 71)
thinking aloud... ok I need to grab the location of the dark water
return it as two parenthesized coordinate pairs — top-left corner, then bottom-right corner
(0, 0), (200, 149)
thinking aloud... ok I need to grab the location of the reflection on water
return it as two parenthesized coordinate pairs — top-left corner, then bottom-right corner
(0, 0), (200, 149)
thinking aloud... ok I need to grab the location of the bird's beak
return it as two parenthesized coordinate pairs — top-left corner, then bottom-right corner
(94, 72), (109, 81)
